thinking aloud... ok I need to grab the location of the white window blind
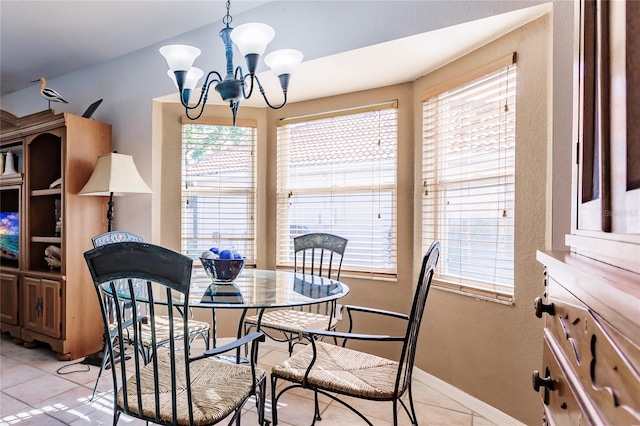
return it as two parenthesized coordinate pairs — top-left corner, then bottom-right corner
(422, 58), (516, 299)
(181, 121), (256, 264)
(276, 102), (398, 275)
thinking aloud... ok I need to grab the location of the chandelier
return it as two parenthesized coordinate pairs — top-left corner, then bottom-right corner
(160, 0), (303, 125)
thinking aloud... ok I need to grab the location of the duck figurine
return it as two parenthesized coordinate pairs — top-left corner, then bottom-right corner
(31, 77), (68, 108)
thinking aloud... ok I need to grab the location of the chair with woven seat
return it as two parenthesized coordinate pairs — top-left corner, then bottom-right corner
(84, 241), (267, 426)
(270, 240), (440, 426)
(243, 233), (347, 355)
(89, 231), (210, 400)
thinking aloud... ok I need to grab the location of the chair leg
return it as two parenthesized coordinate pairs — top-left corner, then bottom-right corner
(407, 383), (418, 425)
(257, 378), (268, 426)
(393, 399), (399, 426)
(204, 329), (211, 350)
(244, 322), (255, 357)
(90, 348), (110, 400)
(270, 376), (279, 425)
(313, 390), (322, 421)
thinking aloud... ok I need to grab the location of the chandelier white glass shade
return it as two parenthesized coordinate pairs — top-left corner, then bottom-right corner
(160, 0), (303, 125)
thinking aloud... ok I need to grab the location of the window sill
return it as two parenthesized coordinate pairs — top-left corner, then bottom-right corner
(339, 271), (398, 283)
(433, 280), (515, 306)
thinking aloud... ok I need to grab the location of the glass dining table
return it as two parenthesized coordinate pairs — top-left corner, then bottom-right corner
(191, 268), (349, 346)
(102, 268), (350, 348)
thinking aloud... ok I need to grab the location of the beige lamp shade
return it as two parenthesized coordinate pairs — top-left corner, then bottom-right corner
(80, 152), (151, 232)
(80, 153), (152, 196)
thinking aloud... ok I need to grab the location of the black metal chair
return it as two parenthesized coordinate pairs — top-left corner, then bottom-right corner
(243, 233), (347, 355)
(84, 241), (267, 425)
(270, 240), (440, 426)
(89, 231), (210, 400)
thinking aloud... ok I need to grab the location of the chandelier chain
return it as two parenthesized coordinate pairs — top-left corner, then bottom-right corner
(223, 0), (232, 27)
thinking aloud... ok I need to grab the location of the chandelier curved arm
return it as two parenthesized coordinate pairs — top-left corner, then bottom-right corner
(182, 71), (223, 120)
(253, 74), (288, 110)
(233, 66), (256, 101)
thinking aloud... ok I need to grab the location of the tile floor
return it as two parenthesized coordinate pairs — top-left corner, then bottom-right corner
(1, 332), (497, 425)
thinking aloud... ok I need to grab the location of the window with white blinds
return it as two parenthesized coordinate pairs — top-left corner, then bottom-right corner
(422, 56), (516, 299)
(181, 121), (256, 264)
(276, 102), (398, 275)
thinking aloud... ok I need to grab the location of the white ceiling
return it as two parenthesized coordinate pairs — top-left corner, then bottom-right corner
(232, 3), (552, 107)
(0, 1), (270, 96)
(0, 1), (551, 101)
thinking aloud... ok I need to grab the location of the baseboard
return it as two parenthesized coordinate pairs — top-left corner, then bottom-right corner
(413, 369), (526, 426)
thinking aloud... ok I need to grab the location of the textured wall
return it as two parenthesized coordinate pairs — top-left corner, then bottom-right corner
(1, 2), (574, 423)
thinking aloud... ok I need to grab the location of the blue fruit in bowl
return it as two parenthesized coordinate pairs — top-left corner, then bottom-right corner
(219, 249), (233, 259)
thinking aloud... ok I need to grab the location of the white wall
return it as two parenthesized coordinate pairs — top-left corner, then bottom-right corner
(0, 0), (572, 249)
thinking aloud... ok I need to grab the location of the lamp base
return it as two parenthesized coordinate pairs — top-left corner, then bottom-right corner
(107, 192), (114, 232)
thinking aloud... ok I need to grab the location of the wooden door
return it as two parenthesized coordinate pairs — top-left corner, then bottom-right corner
(575, 0), (640, 234)
(21, 276), (61, 338)
(22, 276), (40, 331)
(0, 273), (19, 325)
(40, 278), (61, 338)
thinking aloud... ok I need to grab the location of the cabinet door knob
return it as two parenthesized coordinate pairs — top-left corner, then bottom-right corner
(534, 297), (555, 318)
(533, 369), (556, 406)
(532, 370), (556, 392)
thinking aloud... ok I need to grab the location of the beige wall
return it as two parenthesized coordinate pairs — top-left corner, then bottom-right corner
(411, 15), (551, 424)
(154, 12), (551, 425)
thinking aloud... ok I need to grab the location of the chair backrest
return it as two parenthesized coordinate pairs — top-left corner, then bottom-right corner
(92, 231), (144, 248)
(396, 240), (440, 396)
(293, 233), (348, 280)
(92, 231), (146, 318)
(84, 241), (196, 424)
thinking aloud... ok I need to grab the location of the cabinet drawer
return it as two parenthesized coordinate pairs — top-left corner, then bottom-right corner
(545, 278), (640, 425)
(540, 336), (588, 426)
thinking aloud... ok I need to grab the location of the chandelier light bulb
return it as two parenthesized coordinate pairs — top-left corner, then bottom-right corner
(264, 49), (304, 76)
(230, 23), (275, 56)
(167, 67), (204, 90)
(184, 67), (204, 89)
(159, 45), (201, 71)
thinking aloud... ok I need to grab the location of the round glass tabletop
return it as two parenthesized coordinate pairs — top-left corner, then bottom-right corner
(102, 268), (349, 309)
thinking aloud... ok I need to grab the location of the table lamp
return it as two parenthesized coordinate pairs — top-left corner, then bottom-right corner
(80, 152), (152, 232)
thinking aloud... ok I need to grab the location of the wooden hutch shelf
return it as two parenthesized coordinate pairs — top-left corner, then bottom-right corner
(0, 109), (111, 360)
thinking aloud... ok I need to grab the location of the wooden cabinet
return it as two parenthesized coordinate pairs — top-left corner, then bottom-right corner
(535, 1), (640, 424)
(535, 254), (640, 425)
(0, 109), (111, 360)
(571, 0), (640, 259)
(22, 276), (62, 339)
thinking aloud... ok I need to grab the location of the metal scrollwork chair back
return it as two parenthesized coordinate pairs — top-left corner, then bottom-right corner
(243, 233), (348, 355)
(270, 240), (440, 426)
(84, 241), (267, 425)
(89, 231), (210, 401)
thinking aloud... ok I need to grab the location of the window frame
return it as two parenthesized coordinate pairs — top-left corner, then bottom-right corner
(275, 101), (399, 277)
(421, 53), (517, 302)
(180, 117), (257, 265)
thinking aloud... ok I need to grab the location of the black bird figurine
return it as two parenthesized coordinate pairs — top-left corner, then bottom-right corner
(82, 99), (103, 119)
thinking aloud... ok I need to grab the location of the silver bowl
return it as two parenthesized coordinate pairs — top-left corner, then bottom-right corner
(200, 257), (245, 282)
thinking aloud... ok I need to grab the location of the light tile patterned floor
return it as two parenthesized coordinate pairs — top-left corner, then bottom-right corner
(0, 333), (495, 425)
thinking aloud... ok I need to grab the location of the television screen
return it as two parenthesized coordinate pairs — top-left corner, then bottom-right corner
(0, 212), (19, 259)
